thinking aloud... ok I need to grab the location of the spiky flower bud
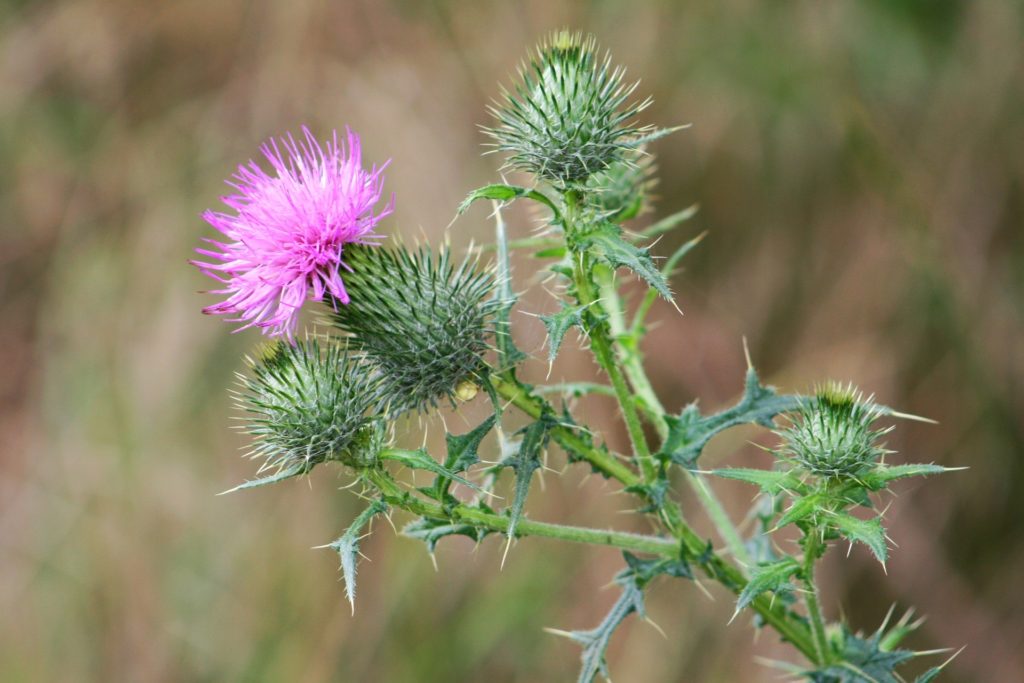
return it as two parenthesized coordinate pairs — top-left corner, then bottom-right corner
(779, 382), (890, 479)
(238, 339), (381, 475)
(485, 31), (650, 185)
(328, 245), (499, 415)
(584, 148), (656, 221)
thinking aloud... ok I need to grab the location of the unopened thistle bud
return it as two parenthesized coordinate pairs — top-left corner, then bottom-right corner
(238, 339), (381, 475)
(328, 245), (499, 415)
(779, 382), (890, 479)
(485, 31), (650, 185)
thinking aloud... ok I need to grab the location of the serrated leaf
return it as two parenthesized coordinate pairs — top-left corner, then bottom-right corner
(862, 463), (954, 490)
(457, 183), (560, 218)
(327, 499), (387, 613)
(710, 468), (801, 495)
(444, 416), (496, 473)
(219, 461), (309, 494)
(505, 420), (550, 539)
(832, 512), (888, 565)
(775, 493), (825, 529)
(735, 557), (801, 616)
(552, 581), (645, 683)
(380, 448), (481, 492)
(431, 416), (496, 500)
(659, 366), (803, 469)
(621, 551), (692, 586)
(578, 222), (674, 301)
(541, 303), (586, 362)
(403, 516), (492, 553)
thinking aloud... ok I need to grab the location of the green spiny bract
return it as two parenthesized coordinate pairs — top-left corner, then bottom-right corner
(584, 148), (656, 222)
(238, 339), (382, 475)
(328, 244), (500, 416)
(484, 31), (650, 185)
(779, 382), (890, 479)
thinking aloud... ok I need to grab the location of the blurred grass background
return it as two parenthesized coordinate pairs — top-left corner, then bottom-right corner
(2, 1), (1022, 681)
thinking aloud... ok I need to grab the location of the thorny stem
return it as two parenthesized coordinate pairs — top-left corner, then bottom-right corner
(563, 190), (658, 482)
(802, 529), (832, 666)
(487, 371), (818, 661)
(596, 269), (752, 568)
(365, 466), (678, 557)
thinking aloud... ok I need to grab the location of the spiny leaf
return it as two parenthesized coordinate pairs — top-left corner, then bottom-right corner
(380, 449), (481, 492)
(709, 468), (802, 495)
(621, 551), (692, 585)
(327, 499), (388, 613)
(734, 557), (801, 617)
(432, 416), (496, 500)
(541, 303), (586, 362)
(444, 416), (496, 473)
(832, 512), (888, 566)
(505, 419), (550, 539)
(775, 493), (826, 529)
(551, 582), (645, 683)
(861, 463), (956, 490)
(220, 461), (309, 494)
(577, 222), (673, 301)
(403, 516), (493, 553)
(658, 365), (802, 469)
(457, 183), (560, 219)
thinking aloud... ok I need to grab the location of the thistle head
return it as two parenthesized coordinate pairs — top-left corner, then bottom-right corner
(779, 382), (890, 479)
(238, 338), (382, 474)
(485, 31), (650, 185)
(327, 244), (499, 416)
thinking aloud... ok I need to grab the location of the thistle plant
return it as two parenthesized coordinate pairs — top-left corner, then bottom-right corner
(194, 32), (962, 682)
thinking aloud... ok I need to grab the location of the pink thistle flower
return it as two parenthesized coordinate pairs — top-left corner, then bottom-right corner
(192, 126), (392, 339)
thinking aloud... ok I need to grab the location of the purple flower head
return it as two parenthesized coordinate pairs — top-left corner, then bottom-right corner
(192, 126), (392, 339)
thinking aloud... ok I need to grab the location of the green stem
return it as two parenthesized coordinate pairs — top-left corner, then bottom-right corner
(563, 193), (657, 482)
(488, 372), (818, 661)
(595, 259), (751, 567)
(802, 530), (831, 665)
(366, 467), (677, 557)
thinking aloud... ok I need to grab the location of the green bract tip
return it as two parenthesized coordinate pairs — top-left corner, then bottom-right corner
(484, 31), (650, 185)
(328, 244), (499, 416)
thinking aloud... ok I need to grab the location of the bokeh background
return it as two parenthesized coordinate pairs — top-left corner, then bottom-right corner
(2, 1), (1022, 681)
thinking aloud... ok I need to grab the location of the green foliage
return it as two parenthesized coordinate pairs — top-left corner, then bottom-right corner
(231, 339), (381, 489)
(831, 513), (888, 566)
(552, 552), (691, 683)
(327, 500), (388, 613)
(574, 221), (673, 301)
(803, 613), (955, 683)
(329, 244), (500, 415)
(735, 557), (801, 617)
(540, 302), (586, 362)
(484, 31), (652, 185)
(660, 365), (801, 468)
(500, 419), (551, 539)
(457, 183), (561, 220)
